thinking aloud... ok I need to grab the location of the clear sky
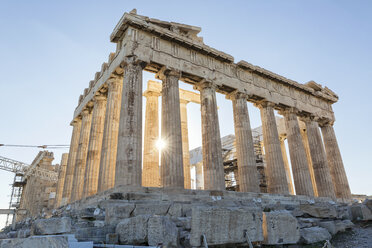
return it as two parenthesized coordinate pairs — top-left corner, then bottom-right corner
(0, 0), (371, 228)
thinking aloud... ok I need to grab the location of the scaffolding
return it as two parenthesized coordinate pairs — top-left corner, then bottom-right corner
(221, 132), (268, 192)
(0, 154), (58, 227)
(5, 173), (25, 226)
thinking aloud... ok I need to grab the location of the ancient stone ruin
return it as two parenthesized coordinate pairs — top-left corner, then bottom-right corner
(1, 9), (371, 248)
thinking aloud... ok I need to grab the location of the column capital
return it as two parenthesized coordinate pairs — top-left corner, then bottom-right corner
(278, 107), (299, 116)
(193, 79), (216, 91)
(179, 99), (190, 105)
(70, 116), (82, 126)
(279, 134), (287, 141)
(106, 76), (121, 85)
(299, 114), (319, 123)
(122, 56), (147, 69)
(318, 118), (334, 127)
(81, 108), (91, 117)
(143, 90), (161, 98)
(225, 90), (249, 101)
(93, 93), (107, 102)
(254, 100), (276, 109)
(155, 66), (181, 80)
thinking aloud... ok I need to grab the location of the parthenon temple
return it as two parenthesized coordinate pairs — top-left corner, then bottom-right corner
(6, 9), (366, 248)
(52, 9), (351, 206)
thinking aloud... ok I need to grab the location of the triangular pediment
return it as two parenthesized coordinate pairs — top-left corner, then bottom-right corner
(111, 9), (203, 43)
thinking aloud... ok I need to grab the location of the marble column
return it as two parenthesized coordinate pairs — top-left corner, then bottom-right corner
(98, 77), (123, 192)
(282, 108), (314, 196)
(229, 92), (259, 192)
(82, 94), (107, 198)
(159, 69), (184, 188)
(196, 81), (225, 191)
(142, 91), (161, 187)
(320, 121), (351, 199)
(195, 162), (204, 190)
(257, 101), (289, 194)
(279, 136), (295, 195)
(300, 128), (319, 196)
(55, 153), (68, 208)
(115, 59), (145, 187)
(62, 118), (82, 204)
(70, 108), (92, 202)
(303, 118), (336, 198)
(180, 99), (191, 189)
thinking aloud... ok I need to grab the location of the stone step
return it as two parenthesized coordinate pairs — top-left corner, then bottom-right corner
(93, 245), (157, 248)
(69, 241), (93, 248)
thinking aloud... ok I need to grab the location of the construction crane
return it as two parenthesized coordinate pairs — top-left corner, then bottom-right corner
(0, 155), (58, 226)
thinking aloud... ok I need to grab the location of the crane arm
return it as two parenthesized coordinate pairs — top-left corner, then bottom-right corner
(0, 155), (57, 182)
(0, 156), (28, 173)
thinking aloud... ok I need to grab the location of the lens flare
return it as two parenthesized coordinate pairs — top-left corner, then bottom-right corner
(156, 139), (166, 151)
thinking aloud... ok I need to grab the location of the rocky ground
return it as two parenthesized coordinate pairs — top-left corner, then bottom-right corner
(330, 221), (372, 248)
(0, 188), (370, 247)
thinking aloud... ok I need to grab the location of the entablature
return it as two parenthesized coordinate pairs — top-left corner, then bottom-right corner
(73, 10), (338, 123)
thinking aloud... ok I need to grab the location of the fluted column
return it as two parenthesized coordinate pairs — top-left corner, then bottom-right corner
(70, 108), (92, 202)
(282, 108), (314, 196)
(303, 117), (336, 198)
(180, 99), (191, 189)
(142, 91), (161, 187)
(300, 128), (318, 196)
(195, 81), (225, 191)
(83, 94), (107, 198)
(228, 92), (259, 192)
(320, 121), (351, 199)
(279, 136), (294, 195)
(257, 101), (289, 194)
(55, 153), (68, 208)
(98, 77), (123, 192)
(195, 162), (204, 189)
(116, 59), (146, 187)
(158, 69), (184, 188)
(62, 118), (82, 204)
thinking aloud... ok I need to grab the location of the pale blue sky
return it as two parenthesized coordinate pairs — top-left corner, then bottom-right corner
(0, 1), (371, 228)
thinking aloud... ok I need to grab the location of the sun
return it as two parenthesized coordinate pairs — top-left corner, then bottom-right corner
(155, 139), (166, 151)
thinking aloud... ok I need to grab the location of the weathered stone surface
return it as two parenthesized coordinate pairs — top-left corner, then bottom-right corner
(365, 199), (372, 211)
(17, 229), (30, 238)
(133, 203), (170, 216)
(263, 211), (300, 245)
(300, 227), (332, 244)
(0, 236), (68, 248)
(300, 203), (337, 218)
(160, 71), (184, 188)
(350, 204), (372, 221)
(197, 82), (225, 191)
(79, 207), (97, 220)
(258, 102), (289, 194)
(105, 203), (135, 225)
(190, 206), (263, 247)
(116, 215), (149, 245)
(321, 123), (351, 199)
(335, 220), (354, 233)
(6, 232), (16, 239)
(106, 233), (118, 244)
(297, 218), (320, 228)
(172, 217), (191, 230)
(32, 217), (71, 235)
(75, 226), (115, 243)
(167, 203), (183, 217)
(142, 89), (161, 187)
(318, 219), (354, 235)
(337, 204), (351, 220)
(148, 216), (178, 247)
(318, 221), (337, 235)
